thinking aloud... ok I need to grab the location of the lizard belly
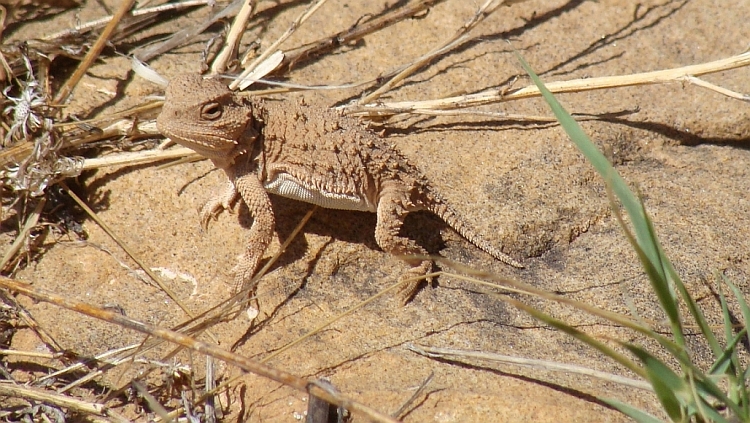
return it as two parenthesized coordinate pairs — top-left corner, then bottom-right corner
(264, 173), (375, 212)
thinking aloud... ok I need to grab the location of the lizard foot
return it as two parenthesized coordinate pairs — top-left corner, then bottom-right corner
(199, 181), (239, 230)
(230, 251), (263, 294)
(397, 259), (434, 305)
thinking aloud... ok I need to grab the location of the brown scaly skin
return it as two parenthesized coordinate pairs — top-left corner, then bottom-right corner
(156, 74), (523, 303)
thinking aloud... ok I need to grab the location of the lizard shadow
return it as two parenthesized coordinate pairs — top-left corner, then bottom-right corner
(235, 194), (448, 283)
(230, 238), (335, 351)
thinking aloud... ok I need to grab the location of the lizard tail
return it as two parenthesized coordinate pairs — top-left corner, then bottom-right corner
(426, 199), (524, 269)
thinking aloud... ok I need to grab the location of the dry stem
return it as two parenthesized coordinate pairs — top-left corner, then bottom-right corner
(358, 0), (506, 104)
(0, 384), (109, 418)
(0, 277), (401, 423)
(42, 0), (214, 41)
(53, 0), (137, 105)
(60, 182), (219, 344)
(407, 344), (652, 391)
(346, 50), (750, 117)
(230, 0), (331, 90)
(132, 0), (244, 62)
(211, 0), (257, 74)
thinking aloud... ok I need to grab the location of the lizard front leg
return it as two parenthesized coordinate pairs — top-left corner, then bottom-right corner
(199, 157), (245, 230)
(199, 178), (239, 230)
(230, 170), (275, 293)
(374, 185), (434, 304)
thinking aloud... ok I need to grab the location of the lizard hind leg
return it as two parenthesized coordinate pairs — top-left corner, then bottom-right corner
(374, 187), (434, 305)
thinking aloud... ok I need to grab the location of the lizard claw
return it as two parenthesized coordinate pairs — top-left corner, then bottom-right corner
(199, 197), (235, 230)
(199, 181), (239, 230)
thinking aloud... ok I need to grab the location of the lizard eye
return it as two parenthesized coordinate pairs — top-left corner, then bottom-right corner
(201, 102), (222, 120)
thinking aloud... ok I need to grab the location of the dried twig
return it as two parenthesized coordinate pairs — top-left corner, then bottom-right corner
(43, 0), (213, 41)
(358, 0), (505, 104)
(279, 0), (441, 72)
(0, 384), (112, 418)
(0, 349), (59, 360)
(211, 0), (257, 74)
(53, 0), (137, 105)
(81, 147), (199, 171)
(345, 50), (750, 118)
(407, 344), (652, 391)
(59, 182), (219, 344)
(0, 277), (401, 423)
(132, 0), (244, 62)
(231, 0), (331, 90)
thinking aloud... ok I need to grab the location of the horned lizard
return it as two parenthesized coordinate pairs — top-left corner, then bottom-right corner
(156, 73), (523, 303)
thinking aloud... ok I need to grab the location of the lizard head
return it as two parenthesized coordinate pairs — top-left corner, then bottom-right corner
(157, 74), (258, 168)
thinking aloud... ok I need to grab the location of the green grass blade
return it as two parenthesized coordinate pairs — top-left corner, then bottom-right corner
(607, 199), (686, 351)
(722, 274), (750, 333)
(513, 50), (686, 346)
(690, 373), (743, 418)
(625, 345), (687, 421)
(600, 398), (665, 423)
(709, 280), (740, 377)
(720, 275), (750, 416)
(512, 50), (660, 273)
(661, 250), (720, 355)
(708, 328), (746, 375)
(742, 366), (750, 417)
(503, 296), (646, 378)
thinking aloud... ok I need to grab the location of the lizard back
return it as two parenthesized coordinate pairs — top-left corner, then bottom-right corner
(250, 98), (433, 213)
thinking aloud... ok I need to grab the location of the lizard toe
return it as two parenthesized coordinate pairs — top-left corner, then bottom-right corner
(397, 260), (434, 305)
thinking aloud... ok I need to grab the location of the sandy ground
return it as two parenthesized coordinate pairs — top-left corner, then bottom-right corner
(2, 0), (750, 421)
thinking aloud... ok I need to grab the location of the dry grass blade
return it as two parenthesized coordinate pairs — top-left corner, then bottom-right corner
(43, 0), (213, 41)
(358, 0), (505, 105)
(392, 372), (434, 419)
(1, 197), (44, 272)
(0, 384), (110, 418)
(230, 0), (331, 90)
(81, 147), (199, 171)
(0, 277), (401, 423)
(133, 0), (244, 62)
(53, 0), (136, 105)
(236, 51), (284, 90)
(132, 380), (171, 422)
(35, 344), (139, 385)
(59, 182), (219, 344)
(279, 0), (440, 72)
(406, 345), (653, 391)
(347, 50), (750, 117)
(211, 0), (257, 74)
